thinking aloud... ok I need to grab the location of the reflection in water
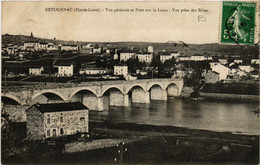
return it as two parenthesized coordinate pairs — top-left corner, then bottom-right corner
(90, 98), (259, 135)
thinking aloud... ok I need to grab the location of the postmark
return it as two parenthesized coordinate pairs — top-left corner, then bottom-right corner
(220, 1), (256, 45)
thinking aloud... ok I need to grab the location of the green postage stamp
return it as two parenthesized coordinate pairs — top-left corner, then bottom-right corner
(221, 1), (256, 45)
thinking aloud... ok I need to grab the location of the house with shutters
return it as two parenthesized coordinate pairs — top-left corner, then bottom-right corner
(26, 102), (89, 140)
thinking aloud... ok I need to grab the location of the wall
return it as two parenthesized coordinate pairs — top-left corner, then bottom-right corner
(64, 139), (123, 153)
(131, 88), (149, 103)
(26, 106), (44, 140)
(44, 110), (89, 138)
(150, 86), (167, 100)
(2, 105), (28, 122)
(109, 91), (124, 106)
(167, 85), (179, 97)
(82, 94), (99, 110)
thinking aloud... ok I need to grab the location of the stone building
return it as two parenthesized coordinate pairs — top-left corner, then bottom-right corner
(26, 102), (89, 140)
(204, 70), (219, 83)
(29, 66), (44, 75)
(136, 53), (153, 63)
(114, 65), (128, 76)
(58, 64), (74, 77)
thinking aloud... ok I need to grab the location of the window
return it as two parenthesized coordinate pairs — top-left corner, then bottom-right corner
(47, 114), (50, 124)
(60, 128), (64, 135)
(47, 130), (50, 136)
(80, 117), (85, 126)
(60, 113), (63, 123)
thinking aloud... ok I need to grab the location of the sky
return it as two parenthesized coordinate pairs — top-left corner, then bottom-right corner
(2, 1), (222, 43)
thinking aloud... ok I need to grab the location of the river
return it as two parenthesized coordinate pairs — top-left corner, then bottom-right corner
(90, 98), (259, 135)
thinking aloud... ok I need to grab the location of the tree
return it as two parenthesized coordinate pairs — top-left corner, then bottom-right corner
(151, 56), (162, 67)
(75, 55), (81, 75)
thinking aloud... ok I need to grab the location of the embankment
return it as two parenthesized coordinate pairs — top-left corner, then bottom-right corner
(200, 92), (259, 102)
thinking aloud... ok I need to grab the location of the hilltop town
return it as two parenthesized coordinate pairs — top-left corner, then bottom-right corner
(2, 33), (259, 86)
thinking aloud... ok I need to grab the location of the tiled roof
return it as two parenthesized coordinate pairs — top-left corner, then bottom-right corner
(32, 102), (88, 113)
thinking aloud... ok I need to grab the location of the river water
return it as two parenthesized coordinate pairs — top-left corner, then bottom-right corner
(90, 98), (259, 135)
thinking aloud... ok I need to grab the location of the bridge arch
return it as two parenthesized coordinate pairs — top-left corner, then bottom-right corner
(101, 86), (125, 108)
(69, 88), (99, 110)
(166, 83), (179, 97)
(127, 85), (149, 104)
(149, 84), (167, 100)
(69, 88), (98, 100)
(126, 85), (146, 94)
(31, 90), (66, 103)
(101, 86), (125, 96)
(147, 83), (164, 92)
(1, 94), (21, 105)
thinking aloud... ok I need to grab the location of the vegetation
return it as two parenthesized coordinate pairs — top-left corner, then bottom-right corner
(201, 82), (259, 95)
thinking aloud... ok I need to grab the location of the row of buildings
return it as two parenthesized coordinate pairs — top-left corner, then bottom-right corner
(2, 41), (110, 57)
(173, 61), (259, 83)
(29, 63), (128, 77)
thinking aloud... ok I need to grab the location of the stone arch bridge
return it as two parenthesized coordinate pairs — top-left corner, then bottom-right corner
(2, 78), (183, 111)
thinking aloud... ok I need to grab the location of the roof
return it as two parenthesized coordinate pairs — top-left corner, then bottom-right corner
(30, 67), (42, 69)
(54, 60), (74, 66)
(62, 44), (78, 47)
(84, 68), (107, 70)
(32, 102), (88, 113)
(208, 70), (220, 75)
(136, 52), (152, 55)
(159, 52), (171, 55)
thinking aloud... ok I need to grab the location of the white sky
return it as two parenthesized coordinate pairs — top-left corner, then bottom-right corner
(2, 1), (221, 43)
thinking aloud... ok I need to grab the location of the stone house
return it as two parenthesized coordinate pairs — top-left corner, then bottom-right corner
(114, 65), (128, 76)
(58, 64), (74, 77)
(26, 102), (89, 141)
(204, 70), (219, 83)
(136, 53), (153, 63)
(211, 63), (229, 80)
(29, 66), (44, 75)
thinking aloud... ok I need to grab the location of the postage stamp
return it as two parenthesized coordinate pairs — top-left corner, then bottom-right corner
(220, 1), (256, 45)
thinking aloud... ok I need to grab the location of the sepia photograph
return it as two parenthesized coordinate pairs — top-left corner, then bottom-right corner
(1, 1), (259, 164)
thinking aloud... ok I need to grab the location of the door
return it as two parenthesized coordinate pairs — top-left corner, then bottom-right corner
(53, 129), (56, 137)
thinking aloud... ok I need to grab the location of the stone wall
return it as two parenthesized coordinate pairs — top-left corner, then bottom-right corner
(131, 88), (149, 103)
(44, 110), (89, 138)
(109, 91), (124, 106)
(2, 105), (28, 122)
(64, 139), (123, 153)
(150, 86), (167, 100)
(26, 106), (44, 140)
(82, 94), (99, 110)
(167, 85), (179, 97)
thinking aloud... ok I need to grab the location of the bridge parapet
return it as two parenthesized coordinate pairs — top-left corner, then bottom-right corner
(2, 78), (183, 92)
(2, 78), (184, 108)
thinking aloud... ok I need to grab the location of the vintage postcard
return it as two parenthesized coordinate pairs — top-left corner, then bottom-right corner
(1, 1), (259, 164)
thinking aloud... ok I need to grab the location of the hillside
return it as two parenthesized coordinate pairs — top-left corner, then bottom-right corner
(2, 34), (259, 57)
(1, 34), (85, 45)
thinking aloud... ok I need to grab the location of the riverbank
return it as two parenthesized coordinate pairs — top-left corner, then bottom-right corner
(199, 92), (259, 102)
(179, 86), (259, 102)
(4, 122), (258, 164)
(61, 122), (260, 164)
